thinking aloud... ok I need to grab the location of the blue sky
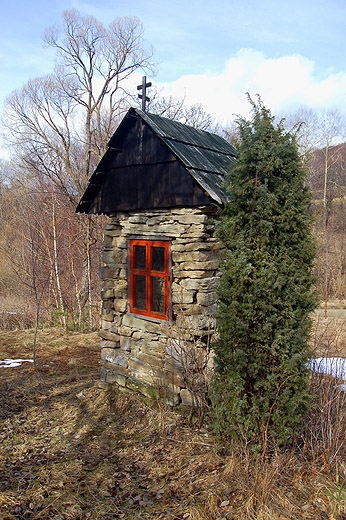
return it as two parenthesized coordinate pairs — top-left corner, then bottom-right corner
(1, 0), (346, 126)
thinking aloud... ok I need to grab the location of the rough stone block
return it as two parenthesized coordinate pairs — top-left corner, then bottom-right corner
(101, 311), (114, 321)
(104, 223), (121, 235)
(173, 239), (219, 252)
(102, 280), (115, 290)
(146, 216), (174, 226)
(128, 215), (148, 224)
(101, 288), (114, 299)
(102, 249), (126, 267)
(159, 366), (185, 388)
(131, 330), (146, 340)
(120, 268), (128, 279)
(98, 329), (120, 343)
(129, 357), (154, 383)
(180, 388), (204, 407)
(99, 266), (120, 279)
(118, 325), (133, 337)
(114, 299), (127, 312)
(172, 303), (203, 316)
(120, 336), (131, 351)
(101, 348), (127, 366)
(175, 314), (212, 332)
(178, 260), (219, 271)
(122, 314), (162, 334)
(100, 340), (118, 349)
(180, 277), (218, 291)
(102, 300), (114, 310)
(137, 351), (164, 368)
(115, 236), (128, 249)
(125, 377), (159, 401)
(114, 281), (127, 298)
(172, 214), (207, 225)
(174, 270), (215, 279)
(100, 367), (127, 387)
(101, 320), (113, 330)
(103, 234), (113, 248)
(102, 359), (129, 375)
(172, 251), (210, 263)
(171, 285), (194, 304)
(149, 223), (186, 235)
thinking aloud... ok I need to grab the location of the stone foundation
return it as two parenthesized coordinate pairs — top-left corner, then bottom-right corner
(99, 205), (220, 406)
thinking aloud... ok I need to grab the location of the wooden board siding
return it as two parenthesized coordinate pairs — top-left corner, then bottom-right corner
(98, 162), (211, 212)
(90, 119), (212, 213)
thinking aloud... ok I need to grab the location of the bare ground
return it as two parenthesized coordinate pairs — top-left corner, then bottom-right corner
(0, 326), (346, 520)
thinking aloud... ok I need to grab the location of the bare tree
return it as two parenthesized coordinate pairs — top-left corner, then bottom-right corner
(314, 109), (346, 314)
(282, 106), (320, 164)
(3, 187), (53, 360)
(2, 9), (153, 328)
(285, 107), (346, 309)
(4, 9), (153, 201)
(146, 87), (219, 131)
(0, 162), (25, 309)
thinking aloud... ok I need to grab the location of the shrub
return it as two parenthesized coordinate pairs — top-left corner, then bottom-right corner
(210, 96), (318, 450)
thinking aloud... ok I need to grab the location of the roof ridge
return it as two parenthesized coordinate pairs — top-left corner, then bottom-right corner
(134, 107), (237, 157)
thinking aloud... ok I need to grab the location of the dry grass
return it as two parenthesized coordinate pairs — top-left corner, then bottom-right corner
(0, 325), (346, 519)
(0, 294), (35, 330)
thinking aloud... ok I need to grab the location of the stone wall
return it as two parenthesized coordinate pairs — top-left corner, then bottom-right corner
(99, 205), (220, 406)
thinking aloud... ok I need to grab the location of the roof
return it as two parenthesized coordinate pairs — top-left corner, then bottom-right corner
(76, 107), (236, 213)
(134, 109), (236, 204)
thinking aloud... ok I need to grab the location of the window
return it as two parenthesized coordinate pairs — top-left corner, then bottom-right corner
(129, 239), (171, 320)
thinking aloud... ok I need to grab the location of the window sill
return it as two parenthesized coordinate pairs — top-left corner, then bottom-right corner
(127, 311), (172, 324)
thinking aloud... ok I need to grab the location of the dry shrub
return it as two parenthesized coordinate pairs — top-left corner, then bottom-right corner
(302, 371), (346, 466)
(188, 494), (220, 520)
(300, 315), (346, 470)
(163, 305), (215, 425)
(0, 311), (34, 330)
(0, 294), (35, 330)
(217, 448), (300, 519)
(312, 313), (346, 357)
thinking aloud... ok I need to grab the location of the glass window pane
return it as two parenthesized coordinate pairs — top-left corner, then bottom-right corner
(134, 275), (146, 310)
(134, 245), (146, 269)
(152, 246), (165, 272)
(152, 277), (165, 313)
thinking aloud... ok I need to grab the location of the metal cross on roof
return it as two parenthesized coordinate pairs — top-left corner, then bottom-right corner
(137, 76), (152, 112)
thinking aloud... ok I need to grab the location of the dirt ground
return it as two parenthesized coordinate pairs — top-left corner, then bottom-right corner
(0, 326), (345, 520)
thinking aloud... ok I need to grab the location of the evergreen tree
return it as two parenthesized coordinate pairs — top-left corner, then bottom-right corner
(210, 96), (317, 449)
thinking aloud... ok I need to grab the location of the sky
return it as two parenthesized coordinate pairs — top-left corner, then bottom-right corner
(1, 0), (346, 129)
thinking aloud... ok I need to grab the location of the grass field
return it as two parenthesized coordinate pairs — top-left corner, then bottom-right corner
(0, 324), (346, 519)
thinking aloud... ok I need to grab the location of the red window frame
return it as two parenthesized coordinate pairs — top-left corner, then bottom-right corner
(129, 239), (171, 320)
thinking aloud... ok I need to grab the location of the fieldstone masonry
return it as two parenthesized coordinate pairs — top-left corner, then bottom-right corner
(99, 205), (220, 406)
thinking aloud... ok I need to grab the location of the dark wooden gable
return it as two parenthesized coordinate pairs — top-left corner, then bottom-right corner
(76, 108), (237, 215)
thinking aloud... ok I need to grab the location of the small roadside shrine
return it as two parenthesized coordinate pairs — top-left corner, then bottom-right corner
(77, 106), (236, 405)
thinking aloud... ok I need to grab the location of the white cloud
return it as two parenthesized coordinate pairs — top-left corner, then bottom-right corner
(155, 49), (346, 124)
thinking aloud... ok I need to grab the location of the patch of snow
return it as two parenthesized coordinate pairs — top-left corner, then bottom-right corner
(0, 358), (34, 368)
(0, 311), (26, 315)
(308, 357), (346, 381)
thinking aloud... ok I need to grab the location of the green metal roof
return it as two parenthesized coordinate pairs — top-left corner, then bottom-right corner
(129, 109), (236, 204)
